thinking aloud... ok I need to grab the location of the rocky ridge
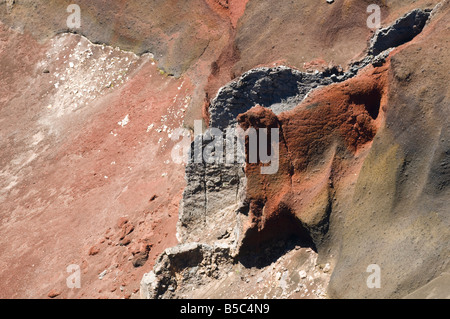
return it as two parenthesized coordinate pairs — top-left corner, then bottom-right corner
(141, 5), (449, 299)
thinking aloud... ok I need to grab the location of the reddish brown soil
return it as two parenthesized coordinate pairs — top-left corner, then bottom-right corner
(0, 24), (193, 298)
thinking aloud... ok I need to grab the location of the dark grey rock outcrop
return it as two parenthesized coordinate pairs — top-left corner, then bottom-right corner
(209, 66), (342, 130)
(369, 9), (431, 56)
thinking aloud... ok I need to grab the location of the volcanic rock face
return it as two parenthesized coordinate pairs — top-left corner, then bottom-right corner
(144, 60), (390, 300)
(0, 0), (448, 299)
(141, 3), (449, 299)
(178, 53), (389, 247)
(178, 66), (347, 245)
(237, 63), (388, 248)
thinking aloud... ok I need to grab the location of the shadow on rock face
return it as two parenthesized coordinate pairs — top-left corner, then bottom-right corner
(237, 205), (317, 269)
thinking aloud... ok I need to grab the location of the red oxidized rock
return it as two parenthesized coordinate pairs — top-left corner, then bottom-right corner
(237, 64), (389, 249)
